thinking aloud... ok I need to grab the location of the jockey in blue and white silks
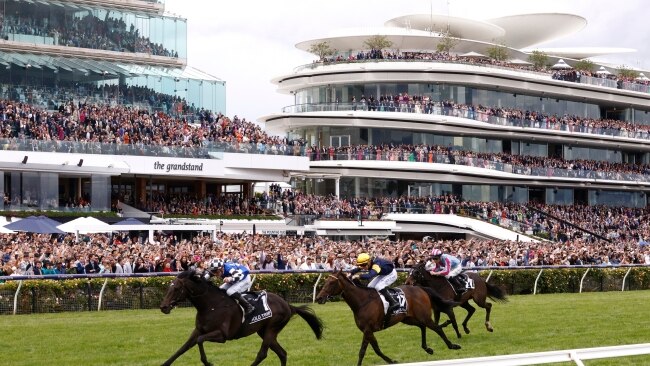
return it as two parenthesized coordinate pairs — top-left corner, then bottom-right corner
(208, 259), (254, 314)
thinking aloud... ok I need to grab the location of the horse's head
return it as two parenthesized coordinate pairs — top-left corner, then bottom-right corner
(315, 271), (345, 304)
(160, 270), (201, 314)
(405, 262), (426, 286)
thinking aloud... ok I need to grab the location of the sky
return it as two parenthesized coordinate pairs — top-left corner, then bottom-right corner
(164, 0), (648, 123)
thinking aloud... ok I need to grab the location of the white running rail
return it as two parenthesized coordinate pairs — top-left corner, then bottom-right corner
(385, 343), (650, 366)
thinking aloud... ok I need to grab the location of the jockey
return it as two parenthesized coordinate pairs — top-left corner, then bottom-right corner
(350, 253), (398, 313)
(207, 259), (254, 315)
(426, 248), (466, 294)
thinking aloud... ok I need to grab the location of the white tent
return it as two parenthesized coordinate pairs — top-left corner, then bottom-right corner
(507, 58), (532, 65)
(458, 51), (488, 58)
(636, 73), (650, 81)
(551, 59), (572, 70)
(57, 216), (112, 234)
(595, 66), (612, 75)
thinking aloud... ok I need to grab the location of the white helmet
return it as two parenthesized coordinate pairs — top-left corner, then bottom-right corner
(208, 259), (224, 271)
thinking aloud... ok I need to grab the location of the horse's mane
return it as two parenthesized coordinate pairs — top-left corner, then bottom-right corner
(177, 270), (227, 294)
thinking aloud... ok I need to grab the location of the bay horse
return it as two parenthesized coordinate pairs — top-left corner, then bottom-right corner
(159, 270), (323, 366)
(315, 270), (460, 366)
(405, 262), (507, 338)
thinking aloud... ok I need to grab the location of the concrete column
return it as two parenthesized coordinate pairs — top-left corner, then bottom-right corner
(335, 178), (340, 199)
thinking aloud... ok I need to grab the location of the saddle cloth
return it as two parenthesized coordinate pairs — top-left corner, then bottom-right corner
(379, 288), (407, 315)
(241, 291), (272, 324)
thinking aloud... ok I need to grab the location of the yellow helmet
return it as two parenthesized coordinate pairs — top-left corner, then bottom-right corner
(357, 253), (371, 266)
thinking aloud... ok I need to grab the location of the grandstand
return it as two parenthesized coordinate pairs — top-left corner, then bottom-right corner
(261, 12), (650, 240)
(0, 0), (307, 217)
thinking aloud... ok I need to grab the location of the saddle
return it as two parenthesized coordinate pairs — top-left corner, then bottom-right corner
(450, 273), (474, 296)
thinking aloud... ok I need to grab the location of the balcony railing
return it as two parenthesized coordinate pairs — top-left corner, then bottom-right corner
(293, 59), (650, 95)
(309, 150), (650, 183)
(0, 138), (307, 159)
(282, 103), (650, 141)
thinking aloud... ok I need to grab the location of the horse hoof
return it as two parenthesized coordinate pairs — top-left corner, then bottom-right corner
(425, 347), (434, 355)
(450, 344), (461, 350)
(464, 327), (471, 334)
(389, 360), (398, 364)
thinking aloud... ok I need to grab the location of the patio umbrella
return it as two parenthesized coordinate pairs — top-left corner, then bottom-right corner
(112, 218), (143, 226)
(507, 58), (532, 65)
(458, 51), (488, 59)
(551, 59), (572, 70)
(595, 66), (612, 75)
(4, 215), (65, 234)
(58, 217), (112, 234)
(0, 217), (15, 233)
(635, 73), (649, 81)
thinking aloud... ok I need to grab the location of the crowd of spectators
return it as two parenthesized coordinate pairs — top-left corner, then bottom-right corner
(1, 227), (648, 278)
(316, 50), (650, 92)
(1, 13), (176, 57)
(307, 142), (650, 180)
(0, 98), (289, 151)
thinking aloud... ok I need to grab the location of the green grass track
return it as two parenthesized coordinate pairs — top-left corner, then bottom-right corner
(2, 291), (649, 366)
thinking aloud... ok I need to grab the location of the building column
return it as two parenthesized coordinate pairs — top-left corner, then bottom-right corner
(335, 178), (340, 199)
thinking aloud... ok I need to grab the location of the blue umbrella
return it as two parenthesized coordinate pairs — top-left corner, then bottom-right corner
(5, 216), (65, 234)
(112, 218), (143, 226)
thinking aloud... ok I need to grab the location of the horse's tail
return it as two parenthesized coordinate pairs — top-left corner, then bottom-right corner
(485, 282), (508, 303)
(420, 286), (459, 312)
(290, 305), (324, 340)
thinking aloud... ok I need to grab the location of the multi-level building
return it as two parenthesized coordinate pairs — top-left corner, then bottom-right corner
(263, 13), (650, 210)
(0, 0), (307, 215)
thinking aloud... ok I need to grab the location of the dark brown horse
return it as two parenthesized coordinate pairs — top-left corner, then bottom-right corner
(159, 270), (323, 366)
(405, 262), (507, 337)
(315, 270), (460, 365)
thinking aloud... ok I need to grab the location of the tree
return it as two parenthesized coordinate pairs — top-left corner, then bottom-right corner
(363, 35), (393, 51)
(573, 59), (595, 73)
(308, 41), (336, 61)
(436, 32), (459, 55)
(617, 65), (639, 79)
(486, 43), (509, 62)
(527, 50), (549, 70)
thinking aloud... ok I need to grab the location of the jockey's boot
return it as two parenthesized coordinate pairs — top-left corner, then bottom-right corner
(232, 293), (254, 315)
(379, 288), (398, 328)
(450, 276), (466, 295)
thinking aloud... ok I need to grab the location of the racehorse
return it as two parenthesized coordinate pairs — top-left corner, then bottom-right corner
(405, 262), (507, 337)
(159, 270), (323, 366)
(315, 270), (460, 366)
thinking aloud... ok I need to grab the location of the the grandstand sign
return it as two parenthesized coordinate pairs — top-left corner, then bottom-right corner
(153, 161), (203, 173)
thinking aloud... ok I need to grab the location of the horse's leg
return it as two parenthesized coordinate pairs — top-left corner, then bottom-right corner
(439, 308), (461, 339)
(162, 329), (200, 366)
(364, 331), (397, 365)
(357, 333), (370, 366)
(251, 328), (283, 366)
(424, 317), (461, 350)
(195, 328), (229, 366)
(460, 301), (475, 334)
(418, 325), (434, 355)
(197, 342), (213, 366)
(267, 340), (288, 366)
(473, 297), (494, 332)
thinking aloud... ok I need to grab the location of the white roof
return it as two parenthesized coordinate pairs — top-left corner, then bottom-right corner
(488, 13), (587, 48)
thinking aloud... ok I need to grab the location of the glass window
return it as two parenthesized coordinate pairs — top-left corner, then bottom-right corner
(91, 175), (111, 211)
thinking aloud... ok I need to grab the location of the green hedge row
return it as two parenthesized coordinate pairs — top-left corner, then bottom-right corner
(2, 268), (649, 314)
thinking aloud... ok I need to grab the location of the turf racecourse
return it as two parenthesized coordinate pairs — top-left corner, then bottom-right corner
(2, 291), (650, 366)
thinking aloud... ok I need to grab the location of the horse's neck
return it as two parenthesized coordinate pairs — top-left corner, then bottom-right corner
(421, 269), (449, 290)
(187, 283), (230, 308)
(339, 278), (376, 311)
